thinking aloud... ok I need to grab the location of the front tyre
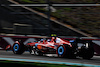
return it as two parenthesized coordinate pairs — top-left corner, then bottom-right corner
(12, 42), (25, 54)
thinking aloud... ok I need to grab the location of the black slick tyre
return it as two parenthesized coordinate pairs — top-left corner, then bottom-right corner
(12, 41), (25, 54)
(81, 46), (94, 59)
(57, 45), (75, 58)
(56, 45), (66, 57)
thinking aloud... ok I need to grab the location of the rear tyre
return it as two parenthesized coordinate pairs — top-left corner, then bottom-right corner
(81, 46), (94, 59)
(80, 43), (94, 59)
(12, 41), (25, 54)
(57, 45), (75, 58)
(57, 45), (66, 57)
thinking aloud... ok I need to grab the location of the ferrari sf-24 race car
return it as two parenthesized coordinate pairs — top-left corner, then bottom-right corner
(11, 37), (94, 59)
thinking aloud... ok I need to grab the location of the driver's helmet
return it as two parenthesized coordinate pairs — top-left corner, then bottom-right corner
(51, 34), (58, 42)
(51, 34), (57, 37)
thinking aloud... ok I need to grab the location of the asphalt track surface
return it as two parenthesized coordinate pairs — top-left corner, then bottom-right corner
(0, 50), (100, 67)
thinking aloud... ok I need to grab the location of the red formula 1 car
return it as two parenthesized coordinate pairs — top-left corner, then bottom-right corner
(12, 37), (94, 59)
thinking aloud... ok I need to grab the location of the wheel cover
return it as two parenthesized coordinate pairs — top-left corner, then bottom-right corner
(13, 44), (19, 51)
(58, 46), (64, 55)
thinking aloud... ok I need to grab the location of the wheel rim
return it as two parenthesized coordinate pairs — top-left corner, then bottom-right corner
(13, 44), (19, 51)
(58, 46), (64, 55)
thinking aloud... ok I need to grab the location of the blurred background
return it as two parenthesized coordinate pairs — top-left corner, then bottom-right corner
(0, 0), (100, 37)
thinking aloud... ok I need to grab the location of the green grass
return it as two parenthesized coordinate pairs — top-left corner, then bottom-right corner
(19, 0), (100, 3)
(20, 0), (46, 3)
(0, 60), (84, 67)
(63, 8), (72, 11)
(20, 0), (34, 3)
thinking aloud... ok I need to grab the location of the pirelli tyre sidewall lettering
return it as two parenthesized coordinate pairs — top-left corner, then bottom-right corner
(12, 43), (20, 54)
(13, 43), (19, 52)
(58, 46), (64, 55)
(57, 45), (66, 57)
